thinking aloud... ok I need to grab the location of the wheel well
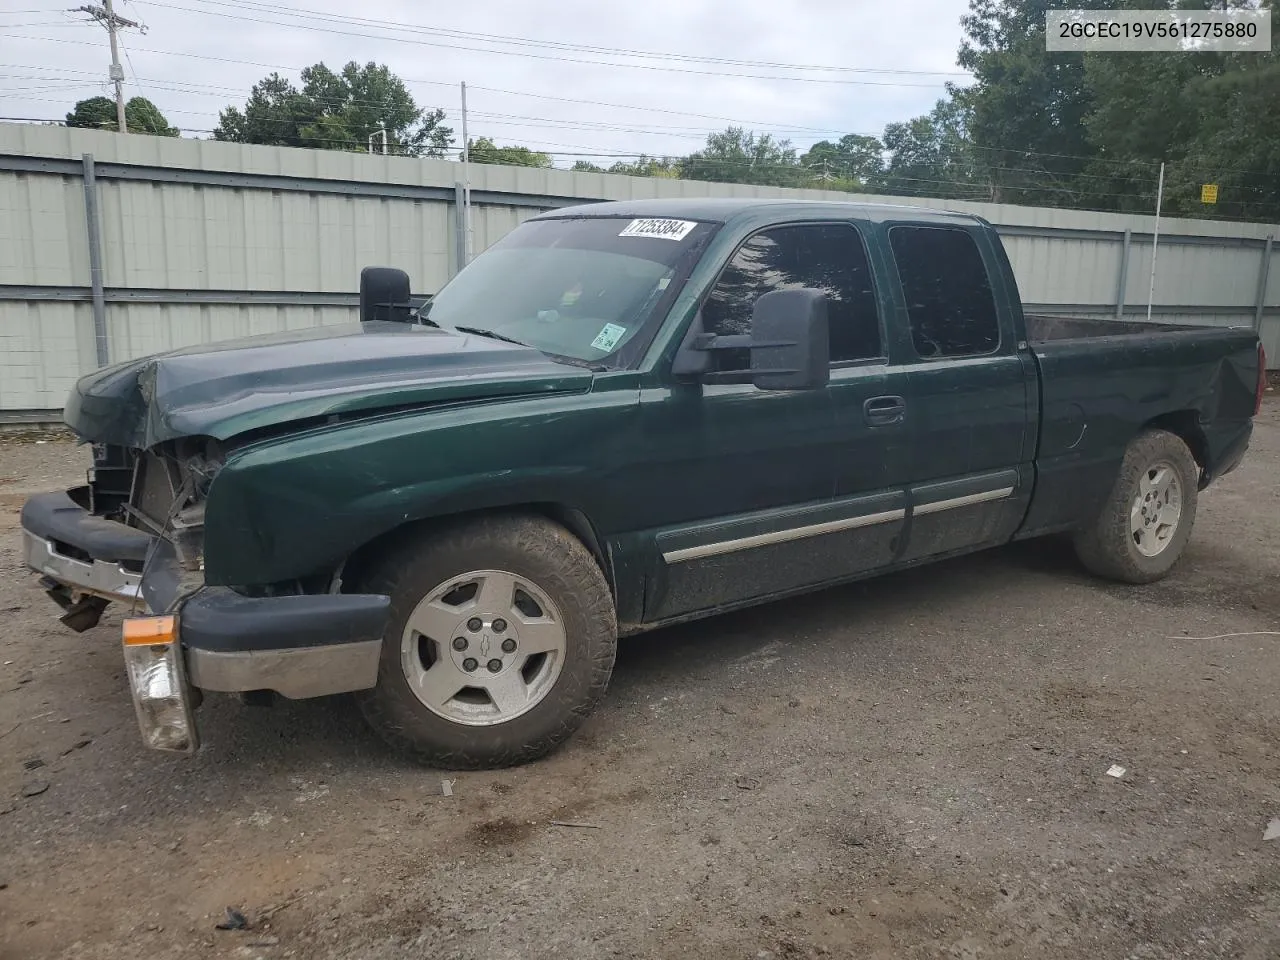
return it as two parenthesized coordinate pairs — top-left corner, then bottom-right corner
(339, 504), (615, 598)
(1144, 410), (1207, 472)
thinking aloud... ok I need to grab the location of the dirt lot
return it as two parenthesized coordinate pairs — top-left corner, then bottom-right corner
(2, 410), (1279, 960)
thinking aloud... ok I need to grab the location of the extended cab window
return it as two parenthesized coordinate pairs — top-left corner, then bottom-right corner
(888, 225), (1000, 358)
(702, 223), (882, 367)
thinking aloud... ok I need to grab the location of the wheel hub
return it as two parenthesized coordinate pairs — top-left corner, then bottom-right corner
(446, 615), (522, 676)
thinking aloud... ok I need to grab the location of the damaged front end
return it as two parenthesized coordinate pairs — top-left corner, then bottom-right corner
(20, 436), (224, 754)
(22, 433), (390, 755)
(19, 438), (221, 634)
(123, 438), (224, 615)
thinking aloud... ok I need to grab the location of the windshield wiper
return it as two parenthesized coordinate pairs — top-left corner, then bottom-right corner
(451, 325), (529, 347)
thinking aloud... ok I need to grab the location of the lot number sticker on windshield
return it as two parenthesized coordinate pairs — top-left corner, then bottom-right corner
(618, 218), (698, 241)
(591, 322), (627, 352)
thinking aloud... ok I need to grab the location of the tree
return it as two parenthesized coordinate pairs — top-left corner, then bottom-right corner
(874, 98), (989, 199)
(467, 137), (552, 167)
(571, 156), (679, 177)
(955, 0), (1114, 205)
(800, 134), (883, 190)
(66, 96), (178, 136)
(1079, 0), (1280, 219)
(213, 61), (453, 156)
(680, 127), (805, 187)
(1168, 41), (1280, 221)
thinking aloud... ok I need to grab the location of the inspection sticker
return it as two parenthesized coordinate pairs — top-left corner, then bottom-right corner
(618, 218), (698, 241)
(590, 322), (627, 352)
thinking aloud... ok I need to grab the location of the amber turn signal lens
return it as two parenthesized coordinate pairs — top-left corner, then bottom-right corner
(122, 615), (177, 646)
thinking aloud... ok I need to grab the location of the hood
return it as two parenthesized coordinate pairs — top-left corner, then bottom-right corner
(65, 321), (595, 448)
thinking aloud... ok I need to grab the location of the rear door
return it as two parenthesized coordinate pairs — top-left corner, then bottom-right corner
(880, 222), (1035, 562)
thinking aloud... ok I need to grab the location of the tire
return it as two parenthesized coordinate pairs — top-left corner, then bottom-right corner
(1073, 429), (1199, 584)
(354, 514), (617, 769)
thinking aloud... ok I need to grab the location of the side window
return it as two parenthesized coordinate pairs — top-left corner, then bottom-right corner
(888, 226), (1000, 359)
(701, 223), (882, 369)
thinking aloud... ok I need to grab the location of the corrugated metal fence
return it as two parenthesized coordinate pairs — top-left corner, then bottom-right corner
(1, 123), (1277, 418)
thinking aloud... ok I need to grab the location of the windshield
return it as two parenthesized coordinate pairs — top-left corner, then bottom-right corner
(424, 217), (716, 365)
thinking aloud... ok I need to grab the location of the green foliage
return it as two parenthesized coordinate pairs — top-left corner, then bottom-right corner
(571, 156), (679, 177)
(679, 127), (805, 187)
(800, 135), (883, 189)
(944, 0), (1280, 218)
(1080, 0), (1280, 219)
(874, 99), (990, 199)
(467, 137), (553, 167)
(213, 62), (453, 157)
(954, 0), (1113, 204)
(65, 96), (179, 136)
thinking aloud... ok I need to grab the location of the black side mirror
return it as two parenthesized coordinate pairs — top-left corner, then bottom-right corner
(359, 266), (413, 323)
(673, 288), (830, 390)
(749, 289), (829, 390)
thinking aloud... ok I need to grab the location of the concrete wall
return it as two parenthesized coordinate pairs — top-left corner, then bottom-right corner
(1, 123), (1276, 415)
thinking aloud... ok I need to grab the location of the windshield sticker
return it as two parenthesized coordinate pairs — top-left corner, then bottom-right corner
(590, 322), (628, 352)
(618, 218), (698, 242)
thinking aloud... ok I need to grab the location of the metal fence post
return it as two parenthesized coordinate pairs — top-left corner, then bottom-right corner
(453, 181), (468, 276)
(81, 153), (109, 367)
(1255, 234), (1274, 331)
(1114, 228), (1131, 319)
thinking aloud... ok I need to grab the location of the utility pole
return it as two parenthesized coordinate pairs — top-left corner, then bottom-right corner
(460, 81), (473, 265)
(72, 0), (142, 133)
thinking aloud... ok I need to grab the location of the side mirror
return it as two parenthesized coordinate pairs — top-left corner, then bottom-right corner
(359, 266), (413, 323)
(749, 289), (829, 390)
(672, 288), (829, 390)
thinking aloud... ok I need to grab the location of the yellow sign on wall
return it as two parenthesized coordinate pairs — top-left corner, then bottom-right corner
(1201, 184), (1219, 204)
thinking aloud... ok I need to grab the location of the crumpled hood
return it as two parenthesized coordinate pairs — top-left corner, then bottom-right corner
(65, 321), (594, 448)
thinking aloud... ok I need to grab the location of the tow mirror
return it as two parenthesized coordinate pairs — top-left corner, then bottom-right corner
(359, 266), (413, 323)
(673, 288), (830, 390)
(748, 289), (829, 390)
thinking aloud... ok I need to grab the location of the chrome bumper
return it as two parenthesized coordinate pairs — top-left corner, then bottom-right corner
(22, 527), (143, 603)
(185, 640), (382, 700)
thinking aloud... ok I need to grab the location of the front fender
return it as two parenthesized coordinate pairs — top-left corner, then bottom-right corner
(202, 384), (640, 587)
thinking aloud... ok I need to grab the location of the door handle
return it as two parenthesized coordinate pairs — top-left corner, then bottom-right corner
(863, 395), (906, 426)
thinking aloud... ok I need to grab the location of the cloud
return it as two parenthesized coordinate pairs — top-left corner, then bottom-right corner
(1, 0), (971, 161)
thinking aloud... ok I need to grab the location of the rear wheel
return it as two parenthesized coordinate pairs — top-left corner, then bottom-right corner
(1073, 429), (1199, 584)
(355, 514), (616, 769)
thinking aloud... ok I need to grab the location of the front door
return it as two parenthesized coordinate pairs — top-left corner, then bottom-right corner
(638, 221), (907, 622)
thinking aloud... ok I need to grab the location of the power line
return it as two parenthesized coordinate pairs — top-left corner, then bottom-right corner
(141, 0), (971, 79)
(126, 0), (959, 88)
(3, 39), (864, 137)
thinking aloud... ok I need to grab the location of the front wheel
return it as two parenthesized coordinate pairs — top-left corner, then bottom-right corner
(1073, 429), (1199, 584)
(355, 514), (617, 769)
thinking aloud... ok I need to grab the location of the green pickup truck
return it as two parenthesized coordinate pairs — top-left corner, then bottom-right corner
(21, 198), (1264, 768)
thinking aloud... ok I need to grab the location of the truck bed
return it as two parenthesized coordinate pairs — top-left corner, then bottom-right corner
(1017, 310), (1260, 540)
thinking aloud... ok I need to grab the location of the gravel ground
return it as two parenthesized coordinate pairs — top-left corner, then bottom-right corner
(2, 409), (1279, 960)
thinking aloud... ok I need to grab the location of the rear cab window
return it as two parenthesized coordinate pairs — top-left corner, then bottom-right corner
(887, 225), (1001, 359)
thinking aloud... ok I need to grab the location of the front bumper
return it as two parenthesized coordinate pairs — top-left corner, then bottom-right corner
(21, 488), (391, 752)
(179, 587), (390, 700)
(21, 490), (148, 604)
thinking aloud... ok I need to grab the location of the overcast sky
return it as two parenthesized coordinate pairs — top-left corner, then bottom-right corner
(1, 0), (973, 164)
